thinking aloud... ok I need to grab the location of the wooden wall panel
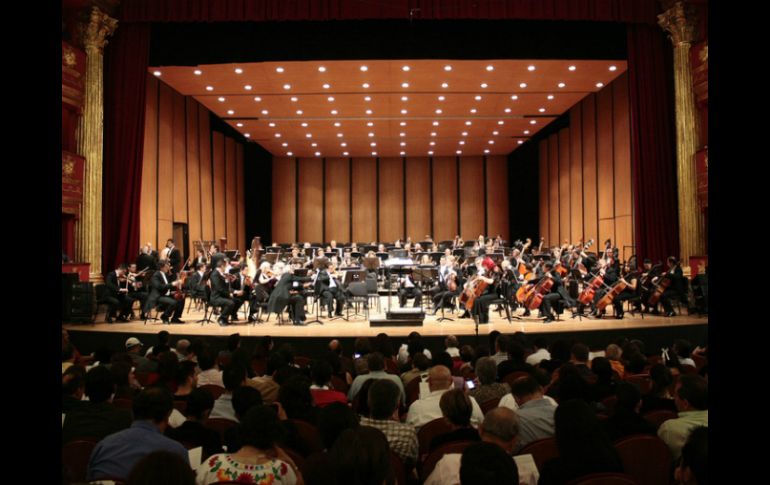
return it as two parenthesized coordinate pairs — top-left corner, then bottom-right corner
(297, 158), (324, 243)
(212, 132), (227, 241)
(613, 73), (633, 219)
(140, 74), (158, 249)
(460, 156), (485, 240)
(157, 220), (173, 255)
(172, 92), (187, 224)
(157, 83), (174, 226)
(569, 105), (584, 243)
(352, 158), (377, 243)
(324, 158), (350, 243)
(406, 157), (431, 240)
(198, 104), (214, 241)
(236, 144), (245, 254)
(596, 87), (615, 246)
(225, 137), (238, 249)
(558, 129), (571, 244)
(538, 140), (549, 245)
(548, 135), (559, 245)
(432, 156), (458, 242)
(272, 158), (296, 243)
(582, 95), (598, 242)
(615, 215), (633, 263)
(379, 157), (404, 242)
(486, 156), (509, 240)
(185, 98), (201, 254)
(599, 218), (616, 251)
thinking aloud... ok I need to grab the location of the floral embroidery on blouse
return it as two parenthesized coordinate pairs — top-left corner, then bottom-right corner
(202, 454), (291, 484)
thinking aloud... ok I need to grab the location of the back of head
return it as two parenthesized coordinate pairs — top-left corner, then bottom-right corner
(460, 442), (518, 485)
(277, 343), (296, 365)
(355, 379), (377, 417)
(278, 375), (313, 418)
(232, 386), (263, 419)
(605, 344), (622, 361)
(133, 387), (174, 423)
(368, 379), (400, 420)
(197, 348), (216, 372)
(677, 374), (708, 410)
(413, 353), (431, 371)
(460, 345), (476, 363)
(85, 365), (115, 404)
(445, 335), (459, 349)
(649, 363), (673, 393)
(428, 365), (453, 391)
(554, 399), (619, 468)
(126, 450), (195, 485)
(680, 426), (708, 485)
(227, 333), (241, 352)
(330, 427), (392, 485)
(488, 330), (501, 351)
(63, 365), (86, 397)
(240, 405), (285, 450)
(354, 337), (372, 356)
(432, 351), (454, 371)
(614, 382), (642, 411)
(549, 339), (572, 362)
(495, 334), (510, 353)
(318, 402), (360, 450)
(373, 333), (394, 358)
(62, 342), (75, 362)
(157, 330), (170, 346)
(674, 339), (693, 360)
(222, 365), (247, 391)
(439, 388), (473, 427)
(626, 351), (648, 374)
(175, 361), (197, 387)
(507, 340), (526, 364)
(534, 337), (548, 351)
(366, 352), (385, 372)
(591, 357), (613, 381)
(570, 343), (590, 363)
(110, 361), (131, 388)
(175, 339), (190, 356)
(475, 357), (498, 386)
(311, 359), (333, 387)
(480, 407), (519, 444)
(185, 388), (215, 420)
(510, 375), (541, 399)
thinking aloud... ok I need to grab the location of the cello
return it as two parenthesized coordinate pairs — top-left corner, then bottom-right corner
(648, 274), (672, 306)
(525, 275), (554, 310)
(578, 270), (605, 306)
(459, 276), (490, 311)
(596, 271), (640, 312)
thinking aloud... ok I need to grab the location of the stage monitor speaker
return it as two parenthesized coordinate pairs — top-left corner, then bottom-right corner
(61, 273), (78, 318)
(68, 282), (95, 323)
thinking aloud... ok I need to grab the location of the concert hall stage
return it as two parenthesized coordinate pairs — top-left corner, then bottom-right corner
(64, 296), (708, 357)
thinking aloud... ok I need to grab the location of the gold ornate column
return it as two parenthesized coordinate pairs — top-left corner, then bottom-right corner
(658, 1), (705, 267)
(74, 7), (117, 282)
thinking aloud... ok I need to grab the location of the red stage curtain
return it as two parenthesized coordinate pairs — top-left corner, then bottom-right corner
(102, 23), (150, 273)
(120, 0), (657, 24)
(627, 24), (679, 264)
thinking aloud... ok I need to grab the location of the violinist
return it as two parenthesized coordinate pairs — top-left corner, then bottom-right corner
(104, 264), (131, 323)
(540, 261), (576, 323)
(313, 260), (346, 318)
(397, 269), (422, 308)
(136, 244), (157, 272)
(144, 259), (185, 324)
(660, 256), (687, 317)
(209, 258), (237, 326)
(194, 248), (208, 266)
(229, 265), (251, 321)
(185, 263), (209, 300)
(431, 256), (460, 314)
(125, 262), (149, 320)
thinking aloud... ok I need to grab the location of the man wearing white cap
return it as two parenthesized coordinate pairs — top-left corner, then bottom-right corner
(125, 337), (152, 371)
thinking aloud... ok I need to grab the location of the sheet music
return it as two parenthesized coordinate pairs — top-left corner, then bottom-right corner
(383, 257), (415, 267)
(188, 446), (203, 469)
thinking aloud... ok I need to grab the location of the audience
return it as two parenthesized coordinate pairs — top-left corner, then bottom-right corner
(468, 356), (510, 404)
(406, 365), (484, 430)
(605, 344), (625, 376)
(209, 365), (247, 422)
(195, 348), (224, 388)
(165, 387), (221, 459)
(444, 335), (461, 358)
(459, 442), (519, 485)
(329, 426), (393, 485)
(675, 426), (708, 485)
(525, 337), (550, 366)
(223, 386), (264, 452)
(359, 379), (418, 463)
(429, 389), (481, 451)
(348, 352), (406, 404)
(173, 360), (198, 399)
(62, 365), (87, 413)
(641, 364), (678, 414)
(400, 352), (431, 387)
(658, 374), (708, 461)
(507, 375), (557, 452)
(309, 359), (348, 408)
(127, 450), (195, 485)
(602, 382), (656, 441)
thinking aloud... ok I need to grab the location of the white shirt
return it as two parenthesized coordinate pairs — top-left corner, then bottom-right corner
(498, 393), (559, 412)
(209, 393), (238, 422)
(525, 348), (551, 366)
(160, 271), (170, 295)
(406, 388), (484, 430)
(491, 352), (509, 365)
(425, 453), (539, 485)
(397, 343), (433, 365)
(197, 369), (224, 388)
(446, 347), (460, 358)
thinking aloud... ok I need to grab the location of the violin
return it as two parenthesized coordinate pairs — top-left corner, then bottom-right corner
(174, 271), (190, 301)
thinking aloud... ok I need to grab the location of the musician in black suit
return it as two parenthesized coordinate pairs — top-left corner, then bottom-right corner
(267, 263), (308, 325)
(136, 244), (157, 272)
(163, 239), (182, 273)
(661, 257), (687, 317)
(125, 262), (148, 320)
(314, 262), (345, 318)
(144, 260), (185, 323)
(185, 263), (208, 300)
(104, 265), (131, 323)
(209, 259), (237, 326)
(540, 262), (577, 323)
(230, 265), (251, 319)
(397, 271), (422, 308)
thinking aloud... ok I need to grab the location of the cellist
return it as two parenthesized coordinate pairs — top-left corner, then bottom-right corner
(539, 262), (576, 323)
(468, 257), (499, 324)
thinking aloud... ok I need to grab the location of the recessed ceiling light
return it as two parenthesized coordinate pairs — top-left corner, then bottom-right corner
(323, 83), (331, 89)
(547, 94), (554, 100)
(365, 109), (373, 115)
(227, 110), (234, 115)
(511, 95), (519, 100)
(484, 149), (490, 154)
(287, 151), (293, 156)
(530, 120), (537, 125)
(474, 95), (482, 101)
(609, 65), (617, 71)
(334, 122), (341, 127)
(315, 152), (321, 156)
(364, 96), (372, 101)
(504, 108), (511, 113)
(399, 132), (406, 137)
(205, 86), (213, 91)
(290, 97), (298, 102)
(402, 65), (410, 72)
(360, 65), (368, 71)
(153, 71), (161, 76)
(306, 134), (312, 138)
(435, 109), (442, 114)
(341, 142), (347, 147)
(558, 82), (566, 88)
(486, 65), (494, 71)
(268, 122), (276, 127)
(370, 142), (377, 147)
(438, 96), (445, 101)
(400, 121), (407, 126)
(275, 67), (284, 73)
(244, 133), (250, 138)
(254, 96), (262, 102)
(461, 131), (468, 136)
(519, 83), (527, 88)
(524, 130), (530, 134)
(459, 141), (465, 145)
(318, 66), (326, 72)
(311, 143), (317, 147)
(275, 133), (281, 138)
(337, 133), (344, 138)
(498, 121), (504, 125)
(441, 83), (449, 88)
(528, 65), (536, 71)
(400, 142), (406, 147)
(283, 84), (291, 90)
(456, 150), (462, 155)
(362, 83), (370, 89)
(432, 121), (439, 126)
(193, 69), (202, 75)
(301, 122), (308, 127)
(282, 142), (288, 147)
(234, 68), (243, 74)
(218, 97), (225, 102)
(465, 121), (472, 126)
(470, 108), (477, 114)
(444, 65), (452, 71)
(401, 82), (409, 88)
(368, 132), (375, 137)
(480, 83), (488, 88)
(429, 141), (436, 146)
(327, 96), (335, 102)
(372, 152), (377, 156)
(401, 96), (408, 101)
(244, 85), (252, 90)
(400, 151), (406, 156)
(331, 110), (338, 115)
(488, 140), (494, 145)
(430, 132), (437, 137)
(296, 110), (303, 115)
(428, 150), (434, 155)
(367, 122), (374, 126)
(236, 122), (244, 127)
(343, 151), (349, 156)
(568, 65), (577, 71)
(539, 108), (546, 113)
(400, 109), (408, 115)
(492, 131), (499, 135)
(596, 82), (604, 88)
(518, 140), (524, 144)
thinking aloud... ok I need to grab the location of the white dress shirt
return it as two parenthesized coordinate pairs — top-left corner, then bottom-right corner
(525, 348), (551, 366)
(425, 452), (539, 485)
(406, 387), (484, 430)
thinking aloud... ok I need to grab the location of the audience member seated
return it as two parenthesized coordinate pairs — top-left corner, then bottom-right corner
(569, 343), (597, 381)
(675, 426), (707, 485)
(222, 386), (263, 453)
(359, 379), (418, 464)
(302, 403), (360, 485)
(444, 335), (461, 358)
(602, 382), (657, 442)
(458, 345), (476, 374)
(144, 330), (171, 357)
(469, 356), (510, 403)
(400, 352), (431, 387)
(348, 352), (406, 405)
(125, 337), (156, 373)
(166, 388), (222, 459)
(640, 364), (678, 414)
(658, 374), (708, 461)
(63, 365), (133, 444)
(507, 375), (557, 453)
(406, 365), (484, 430)
(151, 351), (181, 391)
(173, 360), (198, 400)
(624, 351), (648, 376)
(590, 357), (618, 402)
(62, 365), (87, 414)
(249, 353), (284, 404)
(490, 334), (510, 365)
(110, 359), (141, 400)
(547, 363), (595, 404)
(209, 365), (247, 422)
(673, 339), (696, 368)
(525, 337), (551, 366)
(279, 375), (318, 424)
(537, 339), (572, 375)
(328, 427), (392, 485)
(429, 389), (481, 452)
(538, 399), (623, 485)
(87, 387), (189, 480)
(126, 450), (195, 485)
(309, 359), (348, 408)
(397, 331), (433, 366)
(605, 344), (625, 376)
(62, 342), (77, 374)
(432, 351), (469, 391)
(174, 339), (191, 360)
(459, 442), (519, 485)
(195, 405), (300, 485)
(195, 348), (224, 388)
(497, 340), (538, 381)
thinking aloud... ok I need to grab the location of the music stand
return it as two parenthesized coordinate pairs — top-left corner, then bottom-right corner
(324, 252), (337, 259)
(452, 248), (466, 260)
(263, 253), (279, 264)
(303, 277), (324, 326)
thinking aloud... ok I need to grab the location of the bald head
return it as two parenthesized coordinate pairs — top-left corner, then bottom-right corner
(480, 407), (519, 454)
(329, 339), (341, 353)
(429, 365), (453, 392)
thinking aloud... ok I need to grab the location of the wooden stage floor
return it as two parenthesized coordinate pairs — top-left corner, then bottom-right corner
(63, 296), (708, 339)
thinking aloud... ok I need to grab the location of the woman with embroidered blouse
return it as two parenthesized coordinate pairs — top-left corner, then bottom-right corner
(195, 404), (301, 485)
